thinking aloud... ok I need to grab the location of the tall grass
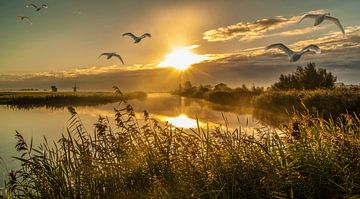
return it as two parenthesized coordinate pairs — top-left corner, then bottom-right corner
(2, 88), (360, 198)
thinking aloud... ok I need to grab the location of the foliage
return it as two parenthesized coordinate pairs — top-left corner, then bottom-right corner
(272, 63), (337, 90)
(2, 90), (360, 198)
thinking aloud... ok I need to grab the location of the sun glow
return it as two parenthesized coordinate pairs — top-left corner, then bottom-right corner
(166, 114), (200, 128)
(158, 45), (208, 71)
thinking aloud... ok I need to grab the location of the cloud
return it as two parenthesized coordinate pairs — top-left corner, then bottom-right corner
(290, 26), (360, 50)
(203, 9), (326, 42)
(279, 26), (327, 36)
(203, 16), (297, 42)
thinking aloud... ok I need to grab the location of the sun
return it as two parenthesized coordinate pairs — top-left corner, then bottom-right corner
(158, 45), (208, 71)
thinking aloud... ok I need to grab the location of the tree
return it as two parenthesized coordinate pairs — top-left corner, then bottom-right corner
(272, 63), (336, 90)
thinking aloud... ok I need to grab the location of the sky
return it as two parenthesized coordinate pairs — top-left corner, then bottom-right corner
(0, 0), (359, 91)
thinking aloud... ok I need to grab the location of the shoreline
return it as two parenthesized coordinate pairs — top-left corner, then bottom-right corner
(0, 91), (147, 108)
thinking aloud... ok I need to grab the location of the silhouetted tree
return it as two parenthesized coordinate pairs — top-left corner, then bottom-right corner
(272, 63), (336, 90)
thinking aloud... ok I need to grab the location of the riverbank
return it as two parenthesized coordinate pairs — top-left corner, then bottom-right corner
(254, 88), (360, 116)
(0, 91), (147, 108)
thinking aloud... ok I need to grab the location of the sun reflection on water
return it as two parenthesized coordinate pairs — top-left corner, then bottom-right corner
(165, 114), (201, 128)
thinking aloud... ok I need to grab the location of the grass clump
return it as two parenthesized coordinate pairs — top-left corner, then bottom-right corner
(1, 88), (360, 198)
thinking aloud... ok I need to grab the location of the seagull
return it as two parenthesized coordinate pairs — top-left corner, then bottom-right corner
(122, 33), (151, 43)
(299, 13), (345, 36)
(17, 16), (32, 24)
(265, 43), (321, 62)
(26, 4), (48, 12)
(98, 52), (124, 64)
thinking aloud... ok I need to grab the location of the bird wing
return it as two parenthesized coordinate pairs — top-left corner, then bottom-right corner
(26, 4), (38, 9)
(298, 14), (318, 24)
(324, 16), (345, 36)
(17, 16), (32, 24)
(24, 17), (32, 24)
(122, 33), (137, 40)
(142, 33), (151, 38)
(265, 43), (294, 57)
(98, 53), (110, 59)
(41, 4), (48, 8)
(301, 44), (321, 54)
(113, 54), (124, 64)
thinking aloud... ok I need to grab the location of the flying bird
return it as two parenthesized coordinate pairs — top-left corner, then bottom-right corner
(98, 52), (124, 64)
(122, 33), (151, 43)
(26, 4), (48, 12)
(299, 13), (345, 36)
(265, 43), (321, 62)
(17, 16), (32, 24)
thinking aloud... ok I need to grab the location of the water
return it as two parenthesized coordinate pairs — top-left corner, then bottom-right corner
(0, 93), (283, 184)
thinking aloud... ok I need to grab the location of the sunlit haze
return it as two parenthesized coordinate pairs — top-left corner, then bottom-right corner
(158, 45), (208, 71)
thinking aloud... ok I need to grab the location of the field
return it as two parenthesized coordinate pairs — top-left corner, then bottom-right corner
(0, 90), (147, 109)
(2, 97), (360, 198)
